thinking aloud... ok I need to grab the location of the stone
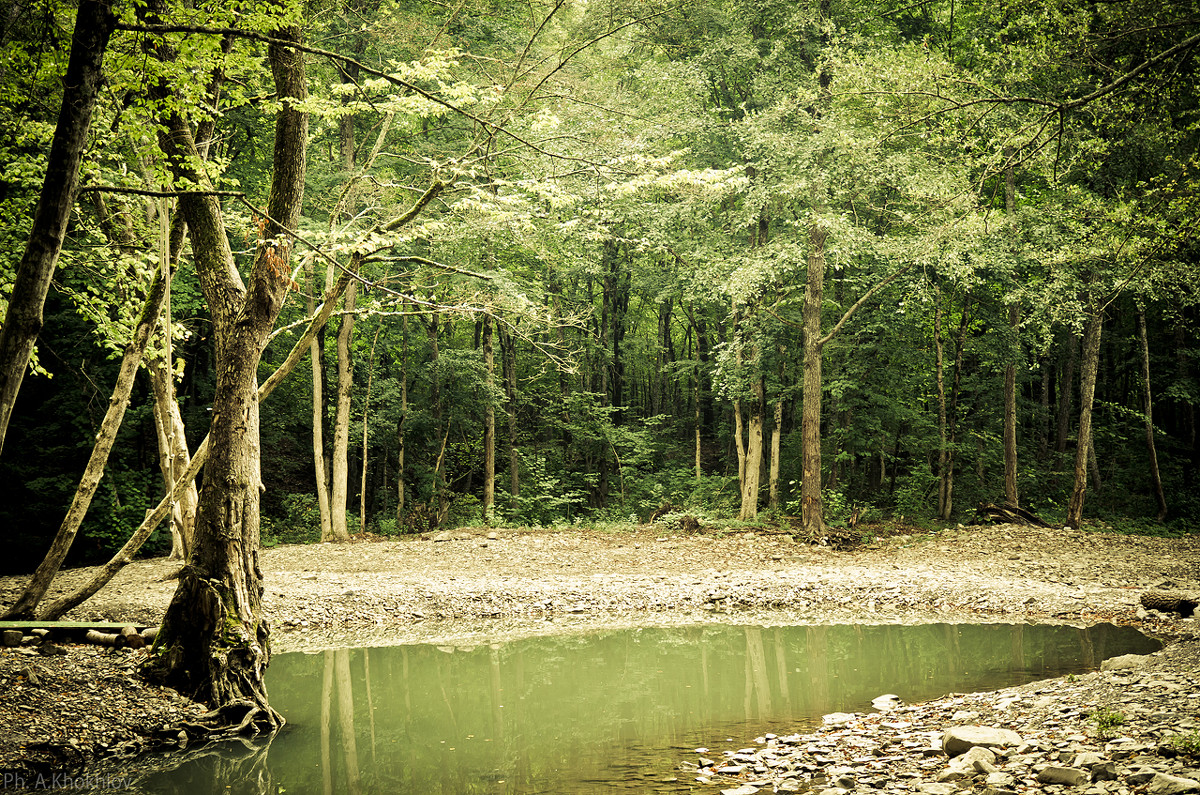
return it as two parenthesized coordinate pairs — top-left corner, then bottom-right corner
(873, 694), (904, 711)
(1037, 766), (1089, 786)
(1091, 763), (1119, 782)
(960, 745), (998, 773)
(1073, 752), (1107, 769)
(942, 726), (1022, 756)
(823, 712), (857, 727)
(917, 784), (958, 795)
(1101, 654), (1152, 671)
(1129, 768), (1161, 785)
(2, 629), (22, 647)
(721, 787), (760, 795)
(1147, 774), (1200, 795)
(985, 772), (1017, 788)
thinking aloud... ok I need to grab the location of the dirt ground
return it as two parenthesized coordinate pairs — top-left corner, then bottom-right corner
(9, 520), (1197, 650)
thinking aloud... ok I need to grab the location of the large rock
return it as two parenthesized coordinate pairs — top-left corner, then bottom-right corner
(1147, 773), (1200, 795)
(1037, 766), (1089, 786)
(1101, 653), (1152, 671)
(941, 726), (1022, 756)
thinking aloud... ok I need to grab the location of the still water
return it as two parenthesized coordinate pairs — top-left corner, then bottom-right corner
(118, 621), (1158, 794)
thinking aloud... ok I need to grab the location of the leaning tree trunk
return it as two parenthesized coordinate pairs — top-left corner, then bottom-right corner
(1066, 310), (1103, 529)
(0, 0), (116, 456)
(142, 26), (307, 733)
(2, 266), (166, 619)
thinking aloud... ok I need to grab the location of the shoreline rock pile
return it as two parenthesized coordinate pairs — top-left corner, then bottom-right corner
(689, 644), (1200, 795)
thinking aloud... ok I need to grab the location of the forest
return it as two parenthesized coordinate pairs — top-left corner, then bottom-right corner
(2, 0), (1198, 584)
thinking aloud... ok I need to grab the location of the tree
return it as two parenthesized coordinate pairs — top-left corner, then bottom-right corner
(0, 0), (116, 456)
(140, 9), (309, 730)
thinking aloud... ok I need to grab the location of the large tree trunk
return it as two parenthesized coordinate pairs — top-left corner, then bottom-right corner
(800, 223), (828, 538)
(2, 266), (167, 619)
(1066, 310), (1103, 528)
(38, 177), (443, 619)
(0, 0), (116, 456)
(329, 279), (358, 541)
(142, 25), (308, 733)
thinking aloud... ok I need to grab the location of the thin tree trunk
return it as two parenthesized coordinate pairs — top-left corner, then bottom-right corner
(800, 222), (828, 538)
(310, 260), (333, 540)
(1066, 310), (1103, 528)
(0, 0), (116, 456)
(2, 265), (167, 619)
(935, 294), (950, 520)
(1003, 302), (1020, 506)
(1003, 149), (1020, 506)
(1056, 332), (1079, 454)
(482, 315), (495, 523)
(359, 324), (381, 534)
(502, 326), (519, 503)
(396, 315), (408, 524)
(330, 279), (358, 541)
(768, 396), (783, 512)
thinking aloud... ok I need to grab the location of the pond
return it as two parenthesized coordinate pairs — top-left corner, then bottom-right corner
(105, 621), (1159, 794)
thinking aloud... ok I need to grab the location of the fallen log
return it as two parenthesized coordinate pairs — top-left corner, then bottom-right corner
(1140, 590), (1199, 617)
(85, 629), (123, 647)
(974, 501), (1053, 528)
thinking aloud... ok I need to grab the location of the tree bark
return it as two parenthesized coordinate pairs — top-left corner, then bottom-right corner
(1066, 310), (1103, 528)
(768, 394), (783, 512)
(329, 279), (358, 541)
(141, 24), (308, 732)
(0, 0), (116, 456)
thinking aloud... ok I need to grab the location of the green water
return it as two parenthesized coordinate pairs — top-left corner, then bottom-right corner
(120, 621), (1158, 794)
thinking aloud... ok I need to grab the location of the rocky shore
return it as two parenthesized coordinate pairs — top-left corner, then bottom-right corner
(1, 522), (1198, 790)
(688, 635), (1200, 795)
